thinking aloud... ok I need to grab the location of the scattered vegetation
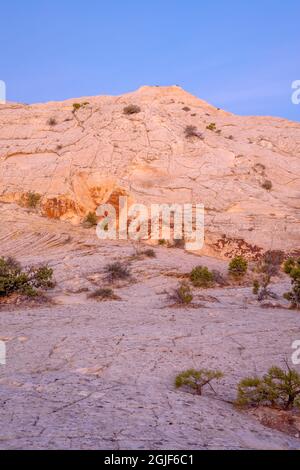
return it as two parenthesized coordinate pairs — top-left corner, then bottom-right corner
(211, 269), (227, 286)
(228, 256), (248, 278)
(206, 122), (217, 131)
(184, 125), (203, 139)
(170, 281), (193, 305)
(88, 288), (118, 301)
(190, 266), (214, 288)
(123, 104), (141, 115)
(25, 191), (41, 209)
(261, 180), (273, 191)
(0, 257), (54, 298)
(72, 103), (82, 112)
(175, 368), (223, 396)
(173, 238), (185, 249)
(236, 364), (300, 410)
(182, 106), (191, 112)
(104, 262), (131, 282)
(158, 239), (166, 246)
(142, 248), (156, 258)
(263, 250), (285, 269)
(252, 250), (284, 301)
(283, 258), (298, 275)
(47, 117), (57, 126)
(83, 212), (98, 227)
(283, 258), (300, 309)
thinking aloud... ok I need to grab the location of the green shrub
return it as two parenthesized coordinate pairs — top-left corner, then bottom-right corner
(190, 266), (214, 288)
(206, 122), (216, 131)
(283, 258), (300, 309)
(25, 191), (41, 209)
(30, 265), (54, 289)
(283, 258), (298, 274)
(123, 105), (141, 115)
(84, 212), (98, 227)
(236, 365), (300, 410)
(0, 257), (54, 298)
(104, 262), (131, 282)
(228, 256), (248, 278)
(72, 103), (81, 112)
(175, 368), (223, 395)
(171, 282), (193, 305)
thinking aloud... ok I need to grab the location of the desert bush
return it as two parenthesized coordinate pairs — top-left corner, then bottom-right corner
(283, 258), (300, 309)
(29, 265), (54, 289)
(143, 248), (156, 258)
(212, 269), (227, 286)
(104, 262), (131, 282)
(175, 368), (223, 395)
(173, 238), (185, 249)
(236, 364), (300, 410)
(184, 125), (203, 139)
(228, 256), (248, 278)
(252, 279), (278, 301)
(47, 117), (57, 126)
(25, 191), (41, 209)
(261, 180), (272, 191)
(88, 288), (116, 301)
(206, 122), (216, 131)
(283, 258), (298, 274)
(158, 239), (166, 246)
(182, 106), (191, 112)
(252, 279), (260, 295)
(72, 103), (81, 112)
(84, 212), (98, 227)
(252, 250), (284, 300)
(263, 250), (285, 270)
(171, 281), (193, 305)
(0, 257), (54, 298)
(190, 266), (214, 288)
(123, 104), (141, 115)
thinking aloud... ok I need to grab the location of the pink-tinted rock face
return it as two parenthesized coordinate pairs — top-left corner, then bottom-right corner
(0, 86), (299, 255)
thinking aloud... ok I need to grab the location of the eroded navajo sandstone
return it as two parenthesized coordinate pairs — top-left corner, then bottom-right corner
(0, 86), (299, 257)
(0, 204), (300, 450)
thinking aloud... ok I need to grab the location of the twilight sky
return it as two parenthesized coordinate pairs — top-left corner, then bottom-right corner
(1, 0), (300, 121)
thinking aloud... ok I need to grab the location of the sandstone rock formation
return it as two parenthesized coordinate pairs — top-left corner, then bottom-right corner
(0, 86), (299, 257)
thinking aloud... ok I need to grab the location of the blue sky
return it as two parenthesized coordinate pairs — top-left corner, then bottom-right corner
(1, 0), (300, 120)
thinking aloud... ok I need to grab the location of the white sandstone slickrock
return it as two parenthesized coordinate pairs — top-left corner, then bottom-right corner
(0, 85), (299, 257)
